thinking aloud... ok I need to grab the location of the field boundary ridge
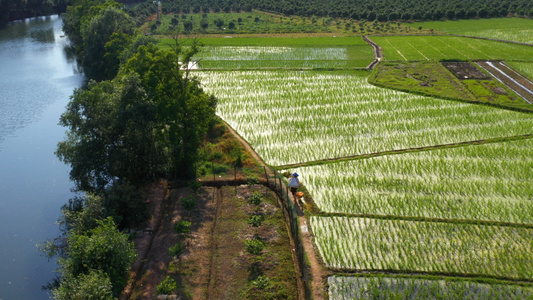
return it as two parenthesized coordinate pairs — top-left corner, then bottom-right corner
(315, 212), (533, 229)
(276, 133), (533, 169)
(326, 268), (533, 284)
(449, 34), (533, 47)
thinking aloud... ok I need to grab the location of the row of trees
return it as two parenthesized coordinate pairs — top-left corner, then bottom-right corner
(0, 0), (68, 25)
(150, 0), (533, 21)
(42, 0), (217, 298)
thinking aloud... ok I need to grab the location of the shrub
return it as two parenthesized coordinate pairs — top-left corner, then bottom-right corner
(248, 191), (263, 205)
(247, 175), (260, 185)
(252, 275), (271, 290)
(180, 195), (197, 210)
(156, 276), (177, 295)
(248, 214), (265, 227)
(169, 241), (184, 258)
(175, 220), (192, 234)
(188, 180), (202, 192)
(245, 238), (264, 255)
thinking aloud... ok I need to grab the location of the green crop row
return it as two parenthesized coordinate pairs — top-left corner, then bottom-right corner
(198, 70), (533, 166)
(160, 36), (370, 47)
(507, 62), (533, 81)
(311, 216), (533, 280)
(371, 36), (533, 62)
(329, 275), (533, 299)
(295, 138), (533, 224)
(192, 45), (373, 68)
(407, 18), (533, 45)
(198, 59), (366, 69)
(160, 37), (374, 68)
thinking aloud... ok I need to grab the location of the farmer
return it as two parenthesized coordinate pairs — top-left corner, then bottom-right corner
(288, 172), (300, 205)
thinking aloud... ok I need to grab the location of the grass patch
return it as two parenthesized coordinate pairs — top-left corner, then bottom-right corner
(158, 37), (374, 69)
(371, 35), (533, 62)
(507, 62), (533, 81)
(209, 186), (298, 299)
(160, 36), (370, 47)
(369, 61), (533, 112)
(369, 61), (475, 101)
(406, 18), (533, 44)
(197, 118), (262, 179)
(297, 137), (533, 223)
(147, 11), (423, 36)
(312, 216), (533, 280)
(329, 274), (533, 299)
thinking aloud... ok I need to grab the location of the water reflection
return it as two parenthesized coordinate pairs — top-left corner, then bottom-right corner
(0, 15), (84, 299)
(0, 14), (82, 148)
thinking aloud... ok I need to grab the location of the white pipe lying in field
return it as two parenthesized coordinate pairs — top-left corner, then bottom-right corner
(484, 61), (533, 104)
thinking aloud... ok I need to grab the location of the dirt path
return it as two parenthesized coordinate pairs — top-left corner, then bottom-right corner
(363, 36), (383, 70)
(121, 181), (170, 299)
(222, 119), (327, 299)
(476, 61), (533, 104)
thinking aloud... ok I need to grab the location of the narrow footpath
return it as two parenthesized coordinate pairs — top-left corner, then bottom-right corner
(222, 120), (328, 299)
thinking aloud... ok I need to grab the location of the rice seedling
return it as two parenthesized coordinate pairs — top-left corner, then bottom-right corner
(328, 275), (533, 299)
(295, 138), (533, 223)
(507, 62), (533, 81)
(196, 46), (349, 61)
(198, 70), (533, 166)
(190, 45), (373, 69)
(371, 36), (533, 62)
(311, 216), (533, 280)
(407, 18), (533, 45)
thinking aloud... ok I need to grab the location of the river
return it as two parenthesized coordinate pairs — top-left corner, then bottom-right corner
(0, 15), (84, 299)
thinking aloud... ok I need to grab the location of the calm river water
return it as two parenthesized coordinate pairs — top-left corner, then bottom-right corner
(0, 15), (84, 299)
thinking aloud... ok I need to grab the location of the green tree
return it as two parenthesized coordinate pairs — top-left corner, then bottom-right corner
(57, 218), (136, 297)
(103, 31), (132, 80)
(62, 0), (116, 53)
(103, 183), (148, 230)
(81, 6), (135, 80)
(183, 20), (193, 32)
(56, 73), (162, 192)
(214, 18), (224, 29)
(53, 269), (115, 300)
(59, 194), (106, 235)
(200, 17), (209, 30)
(38, 194), (106, 260)
(123, 42), (217, 178)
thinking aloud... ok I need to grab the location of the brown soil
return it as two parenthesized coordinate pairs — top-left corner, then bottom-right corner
(123, 183), (299, 299)
(223, 120), (328, 299)
(442, 61), (490, 80)
(122, 184), (217, 299)
(476, 61), (533, 104)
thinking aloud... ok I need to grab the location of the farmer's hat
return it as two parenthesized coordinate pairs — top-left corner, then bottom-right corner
(292, 173), (299, 177)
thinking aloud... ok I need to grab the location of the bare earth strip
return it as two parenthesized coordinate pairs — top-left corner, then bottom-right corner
(477, 61), (533, 104)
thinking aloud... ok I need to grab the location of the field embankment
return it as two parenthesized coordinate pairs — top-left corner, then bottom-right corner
(477, 61), (533, 104)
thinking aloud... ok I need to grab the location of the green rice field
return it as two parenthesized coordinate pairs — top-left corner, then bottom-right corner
(371, 35), (533, 61)
(328, 275), (533, 299)
(198, 70), (533, 166)
(311, 216), (533, 280)
(295, 138), (533, 223)
(194, 46), (372, 69)
(194, 26), (533, 299)
(507, 62), (533, 81)
(164, 37), (374, 69)
(407, 18), (533, 45)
